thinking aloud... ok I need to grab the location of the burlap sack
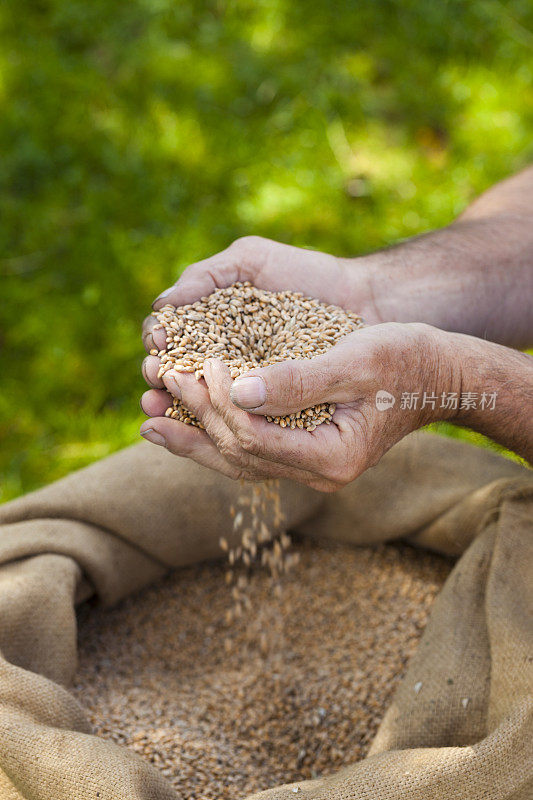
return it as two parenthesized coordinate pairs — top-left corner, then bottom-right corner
(0, 432), (531, 799)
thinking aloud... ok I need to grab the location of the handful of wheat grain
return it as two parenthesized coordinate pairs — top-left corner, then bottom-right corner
(152, 281), (364, 429)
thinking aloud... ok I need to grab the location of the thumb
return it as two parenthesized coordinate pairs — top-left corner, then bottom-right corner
(152, 236), (268, 309)
(229, 349), (354, 416)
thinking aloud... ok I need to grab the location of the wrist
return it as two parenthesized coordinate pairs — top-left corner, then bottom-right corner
(407, 324), (463, 427)
(423, 331), (533, 462)
(339, 255), (388, 325)
(346, 250), (428, 326)
(364, 322), (462, 431)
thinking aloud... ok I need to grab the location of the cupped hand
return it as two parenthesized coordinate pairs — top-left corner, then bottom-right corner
(142, 236), (380, 354)
(140, 322), (457, 492)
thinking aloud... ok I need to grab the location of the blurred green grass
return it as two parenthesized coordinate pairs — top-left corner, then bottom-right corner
(1, 0), (532, 501)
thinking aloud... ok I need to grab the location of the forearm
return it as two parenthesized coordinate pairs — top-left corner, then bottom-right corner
(352, 167), (533, 349)
(429, 328), (533, 463)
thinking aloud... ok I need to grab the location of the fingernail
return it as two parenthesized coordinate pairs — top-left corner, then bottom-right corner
(140, 428), (167, 447)
(152, 286), (174, 308)
(142, 329), (154, 349)
(230, 376), (266, 409)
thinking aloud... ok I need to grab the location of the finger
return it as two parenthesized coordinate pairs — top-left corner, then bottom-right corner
(163, 370), (246, 461)
(163, 369), (256, 462)
(140, 419), (243, 479)
(140, 388), (173, 417)
(152, 250), (240, 310)
(151, 236), (274, 310)
(138, 417), (319, 485)
(203, 359), (350, 482)
(163, 369), (234, 430)
(142, 315), (167, 353)
(142, 355), (165, 389)
(163, 369), (339, 489)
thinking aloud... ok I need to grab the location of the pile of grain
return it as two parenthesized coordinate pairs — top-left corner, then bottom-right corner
(151, 282), (364, 431)
(73, 539), (451, 799)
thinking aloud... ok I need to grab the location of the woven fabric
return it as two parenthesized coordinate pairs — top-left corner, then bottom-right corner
(0, 432), (531, 799)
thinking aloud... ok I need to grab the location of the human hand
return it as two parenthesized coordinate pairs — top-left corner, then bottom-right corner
(142, 236), (379, 355)
(140, 322), (459, 492)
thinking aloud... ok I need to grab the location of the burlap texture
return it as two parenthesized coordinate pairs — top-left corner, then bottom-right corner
(0, 432), (531, 799)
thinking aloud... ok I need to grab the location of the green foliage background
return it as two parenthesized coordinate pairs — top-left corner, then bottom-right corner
(1, 0), (532, 501)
